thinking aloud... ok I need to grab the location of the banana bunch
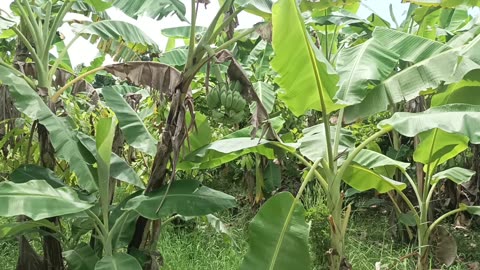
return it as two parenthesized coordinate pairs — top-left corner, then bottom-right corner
(205, 82), (247, 124)
(220, 89), (246, 113)
(206, 86), (222, 109)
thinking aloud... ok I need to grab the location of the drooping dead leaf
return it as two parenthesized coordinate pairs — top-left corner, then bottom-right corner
(255, 21), (272, 43)
(468, 262), (480, 270)
(224, 6), (239, 40)
(104, 62), (182, 97)
(215, 50), (271, 139)
(430, 226), (457, 267)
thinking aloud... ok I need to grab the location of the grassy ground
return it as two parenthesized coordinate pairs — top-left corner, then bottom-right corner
(0, 217), (20, 270)
(1, 206), (479, 269)
(159, 224), (246, 270)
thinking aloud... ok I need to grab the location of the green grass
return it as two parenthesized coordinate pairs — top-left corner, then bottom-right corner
(0, 218), (19, 270)
(159, 225), (247, 270)
(0, 206), (478, 270)
(346, 208), (473, 270)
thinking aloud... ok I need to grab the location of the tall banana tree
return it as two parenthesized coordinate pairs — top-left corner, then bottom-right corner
(0, 0), (268, 269)
(0, 0), (166, 268)
(235, 0), (480, 269)
(0, 0), (183, 269)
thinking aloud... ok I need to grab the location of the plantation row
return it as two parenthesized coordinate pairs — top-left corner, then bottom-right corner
(1, 0), (480, 269)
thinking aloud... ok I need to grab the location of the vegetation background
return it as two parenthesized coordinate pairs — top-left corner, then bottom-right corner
(1, 0), (480, 270)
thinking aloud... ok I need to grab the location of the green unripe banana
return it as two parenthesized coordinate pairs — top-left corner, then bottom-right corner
(220, 91), (227, 108)
(225, 91), (234, 109)
(230, 92), (239, 112)
(233, 93), (246, 112)
(206, 88), (220, 108)
(212, 111), (224, 119)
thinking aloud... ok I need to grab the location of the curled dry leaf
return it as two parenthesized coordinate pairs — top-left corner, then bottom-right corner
(104, 61), (196, 152)
(215, 50), (271, 138)
(103, 61), (196, 156)
(468, 262), (480, 270)
(255, 21), (272, 43)
(430, 225), (457, 267)
(104, 61), (182, 98)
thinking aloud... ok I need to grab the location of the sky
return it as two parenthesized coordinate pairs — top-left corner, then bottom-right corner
(0, 1), (413, 66)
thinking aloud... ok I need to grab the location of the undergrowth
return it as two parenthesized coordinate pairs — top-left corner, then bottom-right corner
(0, 204), (478, 269)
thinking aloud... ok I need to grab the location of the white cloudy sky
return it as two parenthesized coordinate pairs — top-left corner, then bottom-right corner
(0, 0), (411, 66)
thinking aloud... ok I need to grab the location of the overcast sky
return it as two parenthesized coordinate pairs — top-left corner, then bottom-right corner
(1, 0), (411, 66)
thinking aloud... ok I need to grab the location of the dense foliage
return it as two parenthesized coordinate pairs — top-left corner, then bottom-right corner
(1, 0), (480, 269)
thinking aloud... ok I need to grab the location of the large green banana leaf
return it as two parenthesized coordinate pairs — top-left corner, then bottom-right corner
(379, 104), (480, 143)
(112, 0), (187, 21)
(299, 124), (355, 162)
(10, 164), (65, 188)
(372, 28), (450, 62)
(342, 27), (464, 120)
(0, 12), (18, 31)
(461, 204), (480, 216)
(161, 26), (207, 39)
(82, 0), (111, 11)
(64, 243), (99, 270)
(109, 210), (138, 249)
(0, 67), (98, 192)
(417, 73), (479, 174)
(343, 164), (407, 193)
(183, 112), (212, 156)
(178, 138), (296, 170)
(335, 38), (399, 105)
(102, 85), (158, 156)
(271, 0), (343, 116)
(345, 34), (480, 122)
(353, 149), (410, 178)
(431, 71), (480, 106)
(77, 132), (144, 189)
(0, 220), (58, 240)
(74, 20), (159, 52)
(108, 190), (142, 249)
(124, 180), (236, 220)
(241, 192), (310, 270)
(432, 167), (476, 185)
(0, 180), (93, 220)
(236, 0), (273, 19)
(178, 117), (289, 169)
(158, 48), (188, 67)
(438, 8), (469, 32)
(413, 129), (469, 174)
(341, 149), (410, 193)
(95, 118), (116, 220)
(311, 9), (368, 26)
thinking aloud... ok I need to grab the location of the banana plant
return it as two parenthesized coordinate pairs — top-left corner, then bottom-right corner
(0, 1), (159, 268)
(0, 0), (185, 268)
(376, 105), (480, 270)
(236, 1), (480, 269)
